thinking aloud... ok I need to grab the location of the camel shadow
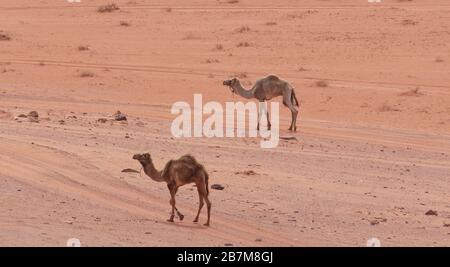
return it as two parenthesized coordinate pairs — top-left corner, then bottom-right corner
(159, 220), (210, 230)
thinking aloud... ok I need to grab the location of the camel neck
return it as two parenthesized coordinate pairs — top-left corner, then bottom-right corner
(233, 81), (254, 99)
(141, 161), (165, 182)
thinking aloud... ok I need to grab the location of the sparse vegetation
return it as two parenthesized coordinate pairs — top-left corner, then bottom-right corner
(165, 8), (172, 12)
(399, 87), (424, 97)
(78, 45), (89, 51)
(315, 80), (328, 87)
(237, 42), (250, 47)
(120, 21), (131, 27)
(401, 19), (417, 26)
(79, 71), (94, 78)
(182, 33), (200, 40)
(265, 22), (277, 26)
(237, 26), (251, 33)
(435, 57), (444, 63)
(205, 59), (220, 64)
(215, 43), (223, 50)
(227, 0), (239, 3)
(377, 103), (400, 112)
(0, 32), (11, 41)
(97, 4), (119, 13)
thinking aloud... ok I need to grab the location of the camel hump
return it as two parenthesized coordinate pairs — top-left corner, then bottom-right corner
(266, 75), (280, 81)
(179, 154), (198, 164)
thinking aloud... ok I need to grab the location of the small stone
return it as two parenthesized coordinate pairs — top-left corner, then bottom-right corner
(28, 111), (39, 122)
(114, 111), (127, 121)
(425, 210), (438, 216)
(211, 184), (225, 190)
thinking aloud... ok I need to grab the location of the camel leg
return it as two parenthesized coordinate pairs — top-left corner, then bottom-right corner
(283, 92), (298, 131)
(258, 100), (270, 131)
(195, 181), (211, 226)
(289, 107), (298, 131)
(193, 183), (204, 223)
(173, 187), (184, 221)
(256, 104), (261, 131)
(167, 184), (177, 222)
(204, 194), (212, 226)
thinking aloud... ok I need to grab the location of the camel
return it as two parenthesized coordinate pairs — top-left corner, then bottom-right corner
(223, 75), (299, 131)
(132, 153), (212, 226)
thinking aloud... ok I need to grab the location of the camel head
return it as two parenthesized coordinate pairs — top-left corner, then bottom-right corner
(132, 153), (152, 164)
(223, 78), (238, 93)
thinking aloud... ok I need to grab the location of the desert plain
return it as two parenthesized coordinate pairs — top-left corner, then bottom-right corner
(0, 0), (450, 246)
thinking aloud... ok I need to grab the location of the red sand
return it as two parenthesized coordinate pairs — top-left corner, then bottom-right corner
(0, 0), (449, 246)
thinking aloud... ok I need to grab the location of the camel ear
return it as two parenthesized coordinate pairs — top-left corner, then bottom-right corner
(144, 153), (151, 159)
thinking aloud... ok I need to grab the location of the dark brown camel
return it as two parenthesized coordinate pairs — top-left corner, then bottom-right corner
(133, 153), (212, 226)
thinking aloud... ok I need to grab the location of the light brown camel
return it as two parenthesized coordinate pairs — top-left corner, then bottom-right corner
(223, 75), (299, 131)
(132, 153), (212, 226)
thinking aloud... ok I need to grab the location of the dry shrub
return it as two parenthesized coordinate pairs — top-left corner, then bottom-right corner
(227, 0), (239, 3)
(435, 57), (444, 63)
(78, 45), (89, 51)
(399, 87), (424, 97)
(205, 59), (220, 64)
(237, 26), (251, 33)
(182, 33), (200, 40)
(97, 4), (119, 13)
(80, 71), (94, 78)
(315, 80), (328, 87)
(401, 19), (417, 26)
(120, 21), (131, 27)
(216, 43), (223, 50)
(377, 103), (400, 112)
(0, 32), (11, 41)
(237, 42), (250, 47)
(265, 22), (277, 26)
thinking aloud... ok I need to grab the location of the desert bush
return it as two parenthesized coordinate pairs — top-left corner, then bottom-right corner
(98, 4), (119, 13)
(80, 71), (94, 78)
(399, 87), (424, 97)
(0, 32), (11, 41)
(120, 21), (130, 27)
(237, 42), (250, 47)
(237, 26), (251, 33)
(315, 80), (328, 87)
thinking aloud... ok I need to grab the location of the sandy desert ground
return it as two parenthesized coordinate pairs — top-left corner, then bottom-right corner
(0, 0), (450, 246)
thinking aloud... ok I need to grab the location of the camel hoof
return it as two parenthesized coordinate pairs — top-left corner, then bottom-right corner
(178, 214), (184, 221)
(167, 218), (174, 222)
(203, 223), (210, 227)
(193, 219), (198, 223)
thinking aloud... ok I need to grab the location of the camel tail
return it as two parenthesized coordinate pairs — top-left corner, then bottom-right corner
(291, 90), (299, 107)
